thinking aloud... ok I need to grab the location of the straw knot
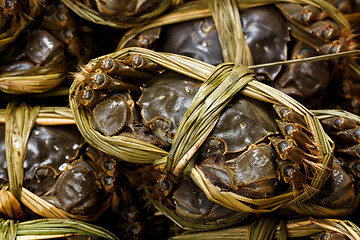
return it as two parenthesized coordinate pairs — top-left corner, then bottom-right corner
(5, 102), (40, 201)
(165, 63), (255, 177)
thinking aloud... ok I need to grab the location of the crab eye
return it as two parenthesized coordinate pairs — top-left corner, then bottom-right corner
(298, 46), (316, 57)
(321, 25), (336, 41)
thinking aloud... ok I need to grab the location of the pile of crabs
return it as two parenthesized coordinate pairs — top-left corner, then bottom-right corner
(1, 0), (360, 239)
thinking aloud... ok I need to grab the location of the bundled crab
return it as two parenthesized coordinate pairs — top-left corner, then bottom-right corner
(69, 46), (360, 231)
(0, 218), (119, 239)
(0, 0), (43, 51)
(0, 1), (92, 94)
(0, 101), (172, 239)
(169, 216), (360, 239)
(61, 0), (179, 29)
(117, 0), (360, 113)
(0, 103), (114, 239)
(0, 0), (358, 238)
(308, 109), (360, 216)
(0, 102), (113, 220)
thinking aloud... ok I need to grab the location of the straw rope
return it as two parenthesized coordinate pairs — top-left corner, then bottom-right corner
(69, 47), (336, 225)
(169, 217), (360, 240)
(0, 218), (119, 239)
(62, 0), (175, 28)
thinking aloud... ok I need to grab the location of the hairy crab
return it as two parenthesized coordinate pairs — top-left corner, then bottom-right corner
(307, 111), (360, 215)
(119, 1), (359, 110)
(70, 48), (334, 229)
(137, 69), (335, 221)
(85, 0), (165, 18)
(0, 122), (120, 219)
(74, 54), (170, 152)
(62, 0), (175, 28)
(0, 0), (44, 51)
(0, 1), (91, 94)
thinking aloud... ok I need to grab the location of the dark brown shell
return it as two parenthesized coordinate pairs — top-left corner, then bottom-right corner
(172, 177), (237, 223)
(0, 125), (84, 182)
(95, 0), (164, 17)
(159, 17), (223, 66)
(199, 145), (278, 198)
(158, 6), (290, 81)
(92, 94), (135, 136)
(41, 159), (101, 215)
(138, 70), (202, 143)
(315, 161), (355, 209)
(240, 6), (289, 81)
(138, 70), (278, 153)
(209, 95), (278, 153)
(25, 30), (65, 66)
(270, 42), (331, 105)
